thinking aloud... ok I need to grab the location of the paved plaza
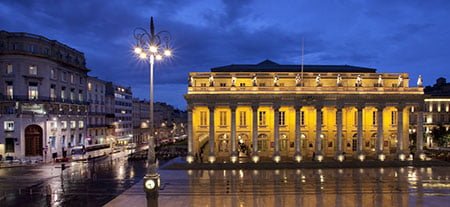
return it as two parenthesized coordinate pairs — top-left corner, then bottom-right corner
(105, 158), (450, 207)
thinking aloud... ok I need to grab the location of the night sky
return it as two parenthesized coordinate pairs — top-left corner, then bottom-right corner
(1, 0), (449, 109)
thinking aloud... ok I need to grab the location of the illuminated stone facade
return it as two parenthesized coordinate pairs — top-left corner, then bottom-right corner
(185, 60), (425, 163)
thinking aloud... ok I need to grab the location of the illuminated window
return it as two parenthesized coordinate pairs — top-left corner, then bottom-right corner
(61, 121), (67, 129)
(70, 121), (76, 129)
(6, 64), (13, 74)
(29, 65), (37, 75)
(70, 88), (75, 101)
(257, 134), (268, 152)
(28, 82), (38, 100)
(79, 90), (83, 101)
(61, 87), (66, 100)
(4, 121), (14, 131)
(88, 82), (92, 91)
(50, 68), (57, 79)
(79, 121), (84, 128)
(70, 74), (74, 84)
(6, 81), (13, 99)
(239, 111), (247, 126)
(219, 111), (227, 126)
(259, 111), (266, 126)
(279, 111), (286, 126)
(50, 85), (56, 100)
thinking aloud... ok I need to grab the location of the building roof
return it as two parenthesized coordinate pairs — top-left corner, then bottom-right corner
(211, 59), (377, 73)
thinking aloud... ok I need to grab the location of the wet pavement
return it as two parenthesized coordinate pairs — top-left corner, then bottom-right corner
(0, 154), (147, 207)
(107, 161), (450, 207)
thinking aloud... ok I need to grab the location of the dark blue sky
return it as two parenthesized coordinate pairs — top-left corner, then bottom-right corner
(1, 0), (449, 109)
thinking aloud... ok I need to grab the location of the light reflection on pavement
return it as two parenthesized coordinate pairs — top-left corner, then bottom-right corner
(0, 153), (147, 207)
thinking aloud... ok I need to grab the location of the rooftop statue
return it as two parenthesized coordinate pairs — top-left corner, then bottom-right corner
(231, 76), (237, 87)
(316, 74), (321, 87)
(252, 74), (257, 86)
(397, 74), (403, 87)
(355, 75), (362, 87)
(377, 74), (383, 87)
(295, 73), (302, 86)
(417, 75), (423, 87)
(274, 75), (279, 86)
(209, 74), (214, 87)
(337, 74), (342, 86)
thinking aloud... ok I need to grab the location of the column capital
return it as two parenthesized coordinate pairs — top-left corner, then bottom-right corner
(251, 103), (259, 111)
(229, 103), (238, 111)
(376, 104), (385, 111)
(272, 103), (281, 111)
(294, 104), (303, 110)
(355, 103), (365, 110)
(315, 104), (323, 110)
(208, 104), (215, 111)
(396, 103), (405, 110)
(336, 103), (344, 110)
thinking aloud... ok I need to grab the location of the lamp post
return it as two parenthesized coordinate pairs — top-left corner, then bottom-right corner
(133, 16), (172, 207)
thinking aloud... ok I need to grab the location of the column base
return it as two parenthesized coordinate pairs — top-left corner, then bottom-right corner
(335, 152), (345, 162)
(294, 152), (302, 163)
(208, 155), (216, 163)
(273, 152), (281, 163)
(230, 152), (238, 163)
(377, 153), (386, 161)
(314, 151), (324, 162)
(186, 153), (194, 164)
(396, 151), (406, 161)
(415, 151), (426, 161)
(251, 153), (260, 163)
(355, 152), (365, 162)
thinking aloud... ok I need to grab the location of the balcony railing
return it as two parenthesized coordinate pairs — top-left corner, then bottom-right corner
(0, 95), (90, 105)
(188, 86), (424, 93)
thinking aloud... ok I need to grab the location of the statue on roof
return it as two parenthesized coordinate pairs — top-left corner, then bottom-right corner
(377, 74), (383, 87)
(397, 74), (403, 87)
(316, 74), (321, 87)
(337, 74), (342, 87)
(417, 75), (423, 87)
(209, 74), (214, 87)
(188, 75), (194, 87)
(273, 74), (279, 87)
(231, 75), (237, 87)
(252, 74), (257, 86)
(355, 75), (362, 87)
(295, 73), (302, 86)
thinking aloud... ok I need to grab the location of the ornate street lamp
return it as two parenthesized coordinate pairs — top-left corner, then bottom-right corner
(133, 16), (172, 207)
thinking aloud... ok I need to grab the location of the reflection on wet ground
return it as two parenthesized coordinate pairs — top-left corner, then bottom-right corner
(154, 167), (450, 207)
(0, 156), (147, 207)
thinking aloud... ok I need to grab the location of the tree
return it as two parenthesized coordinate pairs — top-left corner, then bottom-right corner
(431, 124), (450, 147)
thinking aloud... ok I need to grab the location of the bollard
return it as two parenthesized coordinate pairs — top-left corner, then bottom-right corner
(61, 163), (66, 171)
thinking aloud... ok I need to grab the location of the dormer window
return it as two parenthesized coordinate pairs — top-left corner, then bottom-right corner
(29, 65), (37, 75)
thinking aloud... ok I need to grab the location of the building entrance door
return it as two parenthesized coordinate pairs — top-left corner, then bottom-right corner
(25, 125), (43, 156)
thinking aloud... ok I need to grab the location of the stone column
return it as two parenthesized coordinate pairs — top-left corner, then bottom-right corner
(356, 105), (365, 160)
(294, 104), (303, 162)
(376, 105), (385, 160)
(315, 105), (323, 161)
(416, 105), (425, 160)
(251, 104), (259, 163)
(208, 105), (216, 163)
(273, 103), (281, 162)
(396, 104), (405, 160)
(230, 104), (238, 162)
(335, 104), (344, 161)
(186, 105), (194, 163)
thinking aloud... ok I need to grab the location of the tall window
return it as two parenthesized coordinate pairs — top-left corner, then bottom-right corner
(239, 111), (247, 126)
(61, 87), (66, 100)
(391, 111), (397, 125)
(200, 111), (207, 126)
(29, 65), (37, 75)
(219, 111), (227, 126)
(50, 68), (57, 79)
(79, 121), (84, 128)
(301, 111), (305, 126)
(279, 111), (286, 126)
(61, 72), (67, 82)
(61, 121), (67, 129)
(88, 82), (92, 91)
(6, 64), (13, 74)
(70, 121), (76, 129)
(6, 81), (13, 99)
(50, 85), (56, 100)
(70, 74), (74, 84)
(70, 88), (75, 101)
(372, 111), (377, 126)
(259, 111), (266, 126)
(28, 83), (38, 100)
(78, 90), (83, 101)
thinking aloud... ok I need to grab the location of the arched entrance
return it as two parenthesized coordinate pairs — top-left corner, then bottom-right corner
(25, 125), (43, 156)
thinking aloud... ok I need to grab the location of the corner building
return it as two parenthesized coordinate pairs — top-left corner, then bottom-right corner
(185, 60), (425, 163)
(0, 31), (88, 160)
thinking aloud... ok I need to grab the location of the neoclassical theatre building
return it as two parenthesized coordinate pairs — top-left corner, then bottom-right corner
(185, 60), (425, 163)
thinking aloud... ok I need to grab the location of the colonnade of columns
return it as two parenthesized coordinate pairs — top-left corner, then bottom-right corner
(186, 103), (426, 163)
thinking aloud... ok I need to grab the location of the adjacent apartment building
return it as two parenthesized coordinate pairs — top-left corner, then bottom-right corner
(106, 82), (133, 145)
(0, 31), (89, 160)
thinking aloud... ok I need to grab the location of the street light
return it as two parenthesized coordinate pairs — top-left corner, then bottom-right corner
(133, 16), (172, 207)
